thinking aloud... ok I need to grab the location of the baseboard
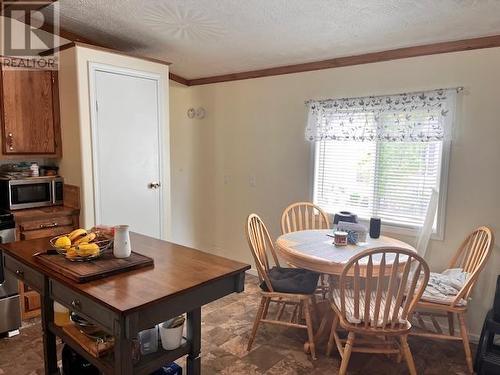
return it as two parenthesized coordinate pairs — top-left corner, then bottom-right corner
(246, 269), (258, 277)
(469, 333), (480, 344)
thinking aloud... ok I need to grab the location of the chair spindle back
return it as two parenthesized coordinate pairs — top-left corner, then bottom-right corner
(246, 214), (280, 292)
(448, 226), (494, 303)
(337, 247), (430, 331)
(281, 202), (330, 234)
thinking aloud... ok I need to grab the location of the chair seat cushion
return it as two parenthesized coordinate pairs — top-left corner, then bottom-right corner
(260, 267), (320, 294)
(331, 287), (407, 328)
(420, 268), (468, 306)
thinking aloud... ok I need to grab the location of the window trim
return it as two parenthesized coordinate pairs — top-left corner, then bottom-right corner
(310, 138), (451, 240)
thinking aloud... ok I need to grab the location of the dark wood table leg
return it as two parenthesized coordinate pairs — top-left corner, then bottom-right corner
(114, 318), (134, 375)
(41, 283), (58, 375)
(186, 308), (201, 375)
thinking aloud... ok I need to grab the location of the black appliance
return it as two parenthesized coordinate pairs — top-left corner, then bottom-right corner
(474, 275), (500, 375)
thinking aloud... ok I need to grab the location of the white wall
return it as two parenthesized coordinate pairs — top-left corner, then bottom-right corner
(59, 46), (171, 238)
(170, 47), (500, 337)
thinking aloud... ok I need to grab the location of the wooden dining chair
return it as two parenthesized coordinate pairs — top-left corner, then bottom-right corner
(327, 247), (430, 375)
(246, 213), (319, 359)
(410, 226), (494, 373)
(281, 202), (330, 298)
(281, 202), (330, 234)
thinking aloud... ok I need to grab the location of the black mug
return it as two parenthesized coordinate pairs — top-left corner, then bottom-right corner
(369, 217), (381, 239)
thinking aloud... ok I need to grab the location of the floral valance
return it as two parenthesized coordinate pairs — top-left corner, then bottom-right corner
(305, 88), (457, 142)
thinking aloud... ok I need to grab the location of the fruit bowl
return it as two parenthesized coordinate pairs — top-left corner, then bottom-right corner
(50, 229), (113, 262)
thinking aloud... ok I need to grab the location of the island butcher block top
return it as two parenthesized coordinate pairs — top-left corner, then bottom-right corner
(0, 232), (251, 314)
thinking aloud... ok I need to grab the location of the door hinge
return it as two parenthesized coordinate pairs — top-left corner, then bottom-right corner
(95, 100), (99, 112)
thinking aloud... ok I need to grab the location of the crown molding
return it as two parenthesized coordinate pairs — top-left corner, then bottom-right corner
(185, 34), (500, 86)
(169, 73), (189, 86)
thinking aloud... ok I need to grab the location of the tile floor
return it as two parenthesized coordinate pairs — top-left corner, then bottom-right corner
(0, 275), (474, 374)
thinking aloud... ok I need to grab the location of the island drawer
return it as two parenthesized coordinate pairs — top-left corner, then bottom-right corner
(49, 279), (116, 332)
(3, 253), (44, 292)
(19, 215), (74, 232)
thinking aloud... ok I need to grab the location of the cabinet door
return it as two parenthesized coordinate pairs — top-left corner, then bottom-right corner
(0, 68), (60, 154)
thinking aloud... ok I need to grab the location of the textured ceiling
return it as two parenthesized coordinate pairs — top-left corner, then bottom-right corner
(47, 0), (500, 78)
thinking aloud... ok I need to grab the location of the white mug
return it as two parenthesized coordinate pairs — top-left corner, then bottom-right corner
(113, 225), (131, 258)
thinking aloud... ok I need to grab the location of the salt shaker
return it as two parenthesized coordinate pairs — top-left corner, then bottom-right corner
(113, 225), (131, 258)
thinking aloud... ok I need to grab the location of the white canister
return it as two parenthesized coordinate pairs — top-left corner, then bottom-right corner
(30, 162), (39, 177)
(159, 319), (184, 351)
(113, 225), (131, 258)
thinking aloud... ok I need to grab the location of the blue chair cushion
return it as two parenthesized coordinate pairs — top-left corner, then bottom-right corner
(260, 267), (320, 294)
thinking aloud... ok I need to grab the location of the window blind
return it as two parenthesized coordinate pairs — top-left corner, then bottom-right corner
(314, 140), (443, 228)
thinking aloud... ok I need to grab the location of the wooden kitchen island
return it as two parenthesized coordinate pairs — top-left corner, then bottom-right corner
(0, 232), (250, 375)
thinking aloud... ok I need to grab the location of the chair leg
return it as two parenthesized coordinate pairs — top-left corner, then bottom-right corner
(400, 335), (417, 375)
(339, 331), (355, 375)
(326, 314), (339, 357)
(262, 297), (271, 320)
(458, 312), (474, 373)
(247, 296), (266, 351)
(303, 298), (317, 360)
(448, 312), (455, 336)
(321, 274), (328, 299)
(310, 294), (319, 324)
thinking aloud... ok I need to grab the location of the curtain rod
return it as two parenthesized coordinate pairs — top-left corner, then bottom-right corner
(306, 86), (464, 105)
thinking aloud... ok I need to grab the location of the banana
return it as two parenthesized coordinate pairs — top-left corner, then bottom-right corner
(68, 228), (87, 242)
(74, 232), (96, 245)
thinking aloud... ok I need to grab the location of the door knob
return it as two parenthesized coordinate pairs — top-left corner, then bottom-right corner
(148, 182), (161, 189)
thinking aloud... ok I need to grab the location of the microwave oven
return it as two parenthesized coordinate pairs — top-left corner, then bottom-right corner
(0, 176), (63, 210)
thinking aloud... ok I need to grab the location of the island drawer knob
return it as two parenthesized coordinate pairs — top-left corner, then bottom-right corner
(71, 299), (81, 309)
(15, 269), (24, 278)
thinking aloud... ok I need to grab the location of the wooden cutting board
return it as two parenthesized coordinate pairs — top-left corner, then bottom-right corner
(34, 251), (154, 283)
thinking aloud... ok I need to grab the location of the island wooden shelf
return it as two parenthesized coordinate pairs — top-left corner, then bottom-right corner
(49, 322), (192, 375)
(49, 323), (114, 374)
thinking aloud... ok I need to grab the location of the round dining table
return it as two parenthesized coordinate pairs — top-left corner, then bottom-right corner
(275, 229), (416, 276)
(275, 229), (416, 354)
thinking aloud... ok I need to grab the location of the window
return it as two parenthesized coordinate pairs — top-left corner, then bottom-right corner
(306, 89), (456, 235)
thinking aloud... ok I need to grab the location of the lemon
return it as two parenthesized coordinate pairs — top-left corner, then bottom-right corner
(75, 243), (100, 257)
(54, 236), (71, 249)
(66, 247), (78, 258)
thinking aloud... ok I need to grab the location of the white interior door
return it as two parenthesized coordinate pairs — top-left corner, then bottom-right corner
(91, 66), (163, 238)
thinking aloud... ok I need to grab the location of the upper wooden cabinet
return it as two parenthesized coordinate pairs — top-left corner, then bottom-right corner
(0, 65), (61, 155)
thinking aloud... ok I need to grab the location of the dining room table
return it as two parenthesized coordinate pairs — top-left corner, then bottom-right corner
(275, 229), (416, 352)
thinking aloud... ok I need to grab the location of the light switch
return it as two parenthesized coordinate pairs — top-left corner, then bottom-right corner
(249, 175), (257, 187)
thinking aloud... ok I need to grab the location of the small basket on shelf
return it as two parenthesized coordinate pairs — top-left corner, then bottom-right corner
(50, 229), (113, 262)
